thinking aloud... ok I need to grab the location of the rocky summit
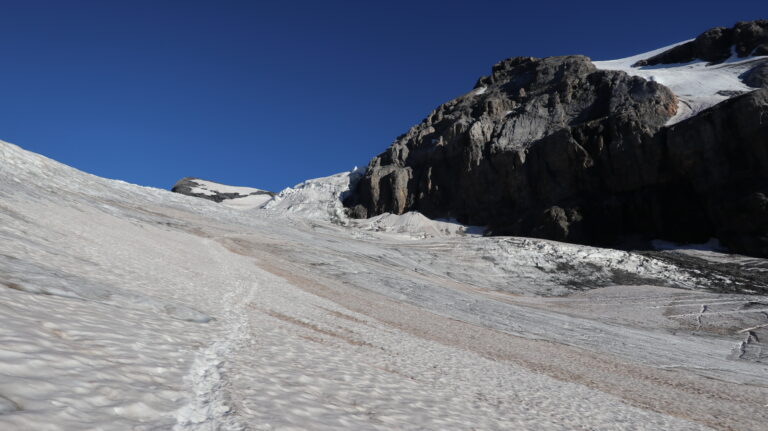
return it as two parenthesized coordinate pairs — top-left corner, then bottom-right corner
(345, 20), (768, 257)
(172, 177), (275, 203)
(633, 20), (768, 66)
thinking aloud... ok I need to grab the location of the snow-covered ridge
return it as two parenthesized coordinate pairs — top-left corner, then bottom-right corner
(172, 177), (275, 210)
(593, 41), (767, 124)
(186, 178), (270, 197)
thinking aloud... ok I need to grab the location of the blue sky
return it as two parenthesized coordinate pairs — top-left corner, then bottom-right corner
(0, 1), (763, 191)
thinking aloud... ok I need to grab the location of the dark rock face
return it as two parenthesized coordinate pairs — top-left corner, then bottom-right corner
(665, 89), (768, 256)
(633, 20), (768, 66)
(345, 26), (768, 257)
(743, 61), (768, 88)
(346, 54), (679, 242)
(171, 177), (275, 203)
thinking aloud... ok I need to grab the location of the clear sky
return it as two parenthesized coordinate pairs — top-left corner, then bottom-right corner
(0, 0), (763, 192)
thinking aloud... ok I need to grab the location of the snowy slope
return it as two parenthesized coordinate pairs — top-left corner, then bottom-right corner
(594, 42), (767, 124)
(1, 139), (768, 430)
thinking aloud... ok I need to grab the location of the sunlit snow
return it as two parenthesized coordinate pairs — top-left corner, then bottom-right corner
(1, 138), (767, 430)
(594, 41), (766, 124)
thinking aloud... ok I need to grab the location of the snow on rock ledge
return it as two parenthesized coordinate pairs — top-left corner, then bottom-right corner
(594, 43), (767, 125)
(171, 177), (275, 209)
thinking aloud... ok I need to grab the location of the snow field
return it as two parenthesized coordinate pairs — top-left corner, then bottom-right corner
(1, 136), (767, 430)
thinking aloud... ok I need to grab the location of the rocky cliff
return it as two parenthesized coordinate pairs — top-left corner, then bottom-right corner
(634, 20), (768, 66)
(345, 20), (768, 257)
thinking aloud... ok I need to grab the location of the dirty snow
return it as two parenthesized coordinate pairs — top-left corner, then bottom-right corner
(1, 139), (767, 430)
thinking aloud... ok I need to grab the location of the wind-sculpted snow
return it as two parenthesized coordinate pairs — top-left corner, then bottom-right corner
(0, 259), (211, 323)
(1, 139), (768, 430)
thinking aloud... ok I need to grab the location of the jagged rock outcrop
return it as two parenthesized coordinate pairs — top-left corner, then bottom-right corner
(345, 54), (679, 242)
(743, 61), (768, 88)
(171, 177), (275, 203)
(634, 20), (768, 66)
(345, 21), (768, 257)
(665, 89), (768, 256)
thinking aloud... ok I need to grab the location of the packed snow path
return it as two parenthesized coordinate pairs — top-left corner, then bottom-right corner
(1, 139), (767, 430)
(174, 274), (255, 431)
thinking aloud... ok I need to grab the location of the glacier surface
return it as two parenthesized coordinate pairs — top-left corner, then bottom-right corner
(0, 139), (767, 430)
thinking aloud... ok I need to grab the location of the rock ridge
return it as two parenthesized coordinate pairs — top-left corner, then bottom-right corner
(633, 20), (768, 66)
(344, 20), (768, 257)
(171, 177), (275, 203)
